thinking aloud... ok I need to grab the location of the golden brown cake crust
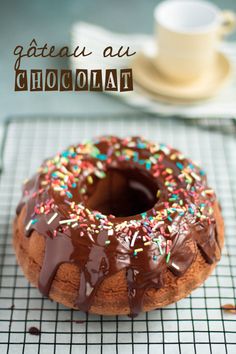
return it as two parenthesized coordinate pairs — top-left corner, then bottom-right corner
(13, 200), (224, 316)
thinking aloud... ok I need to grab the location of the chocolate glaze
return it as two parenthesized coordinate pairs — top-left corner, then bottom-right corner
(16, 136), (220, 316)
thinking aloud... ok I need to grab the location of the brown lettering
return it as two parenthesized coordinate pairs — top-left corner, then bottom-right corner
(30, 70), (42, 91)
(90, 70), (102, 91)
(45, 69), (58, 91)
(15, 70), (28, 91)
(60, 70), (72, 91)
(120, 69), (133, 92)
(105, 69), (118, 91)
(103, 46), (136, 58)
(75, 69), (88, 91)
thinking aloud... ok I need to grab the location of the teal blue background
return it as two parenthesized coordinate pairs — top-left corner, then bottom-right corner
(1, 0), (235, 120)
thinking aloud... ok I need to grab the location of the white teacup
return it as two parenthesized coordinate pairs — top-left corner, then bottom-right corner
(154, 0), (236, 83)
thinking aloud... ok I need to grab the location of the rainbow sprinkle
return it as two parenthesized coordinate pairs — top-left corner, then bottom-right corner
(23, 136), (216, 268)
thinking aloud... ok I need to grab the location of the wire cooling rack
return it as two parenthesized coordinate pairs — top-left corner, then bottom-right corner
(0, 114), (235, 354)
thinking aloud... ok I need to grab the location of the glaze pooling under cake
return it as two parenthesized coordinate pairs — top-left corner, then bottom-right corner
(16, 136), (220, 316)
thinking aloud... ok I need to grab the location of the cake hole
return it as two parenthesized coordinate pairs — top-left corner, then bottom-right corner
(86, 168), (158, 217)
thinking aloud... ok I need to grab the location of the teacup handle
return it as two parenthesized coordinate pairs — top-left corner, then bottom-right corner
(220, 10), (236, 36)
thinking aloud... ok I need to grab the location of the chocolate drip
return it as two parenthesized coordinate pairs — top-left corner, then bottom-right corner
(76, 230), (111, 311)
(192, 220), (219, 264)
(38, 233), (74, 296)
(167, 232), (196, 276)
(16, 136), (219, 316)
(126, 246), (165, 316)
(127, 269), (147, 317)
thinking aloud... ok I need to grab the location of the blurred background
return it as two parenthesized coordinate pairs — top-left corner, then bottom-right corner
(1, 0), (236, 119)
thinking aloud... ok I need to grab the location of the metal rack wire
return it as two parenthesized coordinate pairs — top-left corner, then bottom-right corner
(0, 114), (235, 354)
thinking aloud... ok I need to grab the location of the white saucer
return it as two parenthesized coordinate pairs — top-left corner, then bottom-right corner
(132, 51), (232, 102)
